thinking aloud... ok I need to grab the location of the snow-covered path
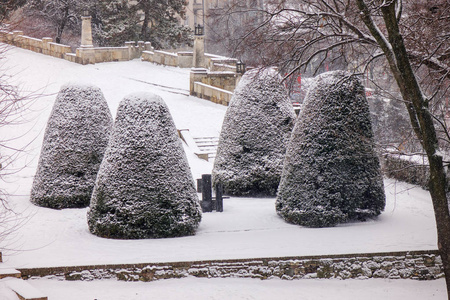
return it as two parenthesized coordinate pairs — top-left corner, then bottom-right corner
(7, 277), (447, 300)
(0, 46), (438, 270)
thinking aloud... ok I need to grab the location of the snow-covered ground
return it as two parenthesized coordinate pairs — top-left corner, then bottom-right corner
(0, 46), (443, 298)
(0, 178), (438, 268)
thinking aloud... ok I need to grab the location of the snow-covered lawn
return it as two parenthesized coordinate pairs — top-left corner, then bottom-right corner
(0, 46), (442, 298)
(0, 178), (438, 268)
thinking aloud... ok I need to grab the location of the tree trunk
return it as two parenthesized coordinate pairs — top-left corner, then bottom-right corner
(140, 6), (151, 41)
(56, 6), (69, 44)
(376, 2), (450, 298)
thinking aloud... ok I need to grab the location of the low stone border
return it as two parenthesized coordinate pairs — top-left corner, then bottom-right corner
(18, 250), (443, 282)
(192, 82), (233, 106)
(382, 153), (430, 189)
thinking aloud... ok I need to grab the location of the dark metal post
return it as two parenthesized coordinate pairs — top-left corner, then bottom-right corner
(196, 178), (202, 193)
(215, 183), (223, 212)
(201, 174), (213, 212)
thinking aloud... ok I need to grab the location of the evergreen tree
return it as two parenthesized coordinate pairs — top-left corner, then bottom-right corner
(93, 0), (192, 48)
(87, 92), (201, 239)
(31, 84), (113, 209)
(135, 0), (192, 49)
(276, 71), (385, 227)
(93, 0), (140, 46)
(212, 68), (296, 196)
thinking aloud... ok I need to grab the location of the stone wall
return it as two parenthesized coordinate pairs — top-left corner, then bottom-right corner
(74, 41), (151, 65)
(18, 250), (443, 282)
(0, 30), (151, 65)
(199, 71), (239, 92)
(204, 54), (237, 70)
(193, 82), (233, 106)
(141, 50), (193, 68)
(382, 153), (430, 189)
(140, 51), (237, 71)
(211, 62), (237, 72)
(188, 68), (242, 106)
(0, 31), (71, 59)
(177, 51), (194, 68)
(76, 46), (129, 65)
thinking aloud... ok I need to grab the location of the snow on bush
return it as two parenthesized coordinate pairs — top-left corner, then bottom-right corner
(368, 93), (414, 151)
(30, 84), (113, 209)
(212, 68), (296, 196)
(276, 71), (385, 228)
(87, 92), (201, 239)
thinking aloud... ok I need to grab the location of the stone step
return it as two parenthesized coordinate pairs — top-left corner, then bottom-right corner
(193, 137), (219, 160)
(0, 268), (21, 280)
(197, 144), (218, 149)
(178, 129), (219, 161)
(194, 137), (219, 143)
(197, 146), (218, 152)
(5, 278), (48, 300)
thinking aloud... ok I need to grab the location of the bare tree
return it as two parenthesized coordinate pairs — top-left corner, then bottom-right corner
(0, 43), (35, 252)
(1, 4), (40, 251)
(24, 0), (90, 44)
(220, 0), (450, 297)
(0, 0), (26, 23)
(205, 1), (265, 58)
(135, 0), (192, 49)
(0, 44), (24, 206)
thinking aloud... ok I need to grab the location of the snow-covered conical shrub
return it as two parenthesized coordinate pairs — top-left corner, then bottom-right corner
(30, 84), (113, 209)
(276, 71), (385, 227)
(212, 68), (296, 196)
(87, 92), (201, 239)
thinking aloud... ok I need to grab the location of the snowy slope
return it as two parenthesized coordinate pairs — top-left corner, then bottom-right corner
(0, 46), (438, 271)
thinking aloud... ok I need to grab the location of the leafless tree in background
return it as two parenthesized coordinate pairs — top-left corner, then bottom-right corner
(0, 43), (29, 252)
(1, 2), (39, 251)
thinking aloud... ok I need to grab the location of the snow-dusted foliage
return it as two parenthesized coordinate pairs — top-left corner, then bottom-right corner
(212, 68), (296, 196)
(276, 71), (385, 228)
(30, 84), (113, 209)
(368, 94), (416, 151)
(87, 92), (201, 239)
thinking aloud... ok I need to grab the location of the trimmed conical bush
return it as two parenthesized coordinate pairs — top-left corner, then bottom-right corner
(30, 84), (113, 209)
(212, 68), (296, 196)
(276, 71), (385, 227)
(87, 92), (201, 239)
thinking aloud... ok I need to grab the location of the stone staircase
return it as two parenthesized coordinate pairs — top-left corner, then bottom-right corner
(0, 252), (48, 300)
(193, 136), (219, 161)
(178, 129), (219, 162)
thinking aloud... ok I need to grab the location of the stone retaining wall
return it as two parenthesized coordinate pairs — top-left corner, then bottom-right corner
(382, 153), (430, 189)
(199, 71), (239, 92)
(204, 54), (237, 71)
(0, 31), (71, 59)
(89, 46), (133, 63)
(188, 67), (242, 106)
(140, 51), (237, 71)
(73, 41), (151, 65)
(141, 50), (193, 68)
(18, 250), (443, 282)
(192, 82), (233, 106)
(0, 30), (151, 65)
